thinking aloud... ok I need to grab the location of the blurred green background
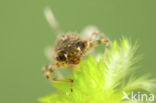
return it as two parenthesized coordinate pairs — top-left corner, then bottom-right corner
(0, 0), (156, 103)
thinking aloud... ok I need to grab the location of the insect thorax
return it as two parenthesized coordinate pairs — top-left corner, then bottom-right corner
(55, 33), (88, 64)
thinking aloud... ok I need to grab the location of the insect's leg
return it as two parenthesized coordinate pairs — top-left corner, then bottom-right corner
(89, 31), (112, 47)
(89, 39), (109, 49)
(42, 65), (50, 74)
(89, 31), (99, 41)
(42, 63), (74, 92)
(44, 7), (62, 35)
(81, 26), (98, 40)
(43, 63), (60, 80)
(53, 78), (74, 92)
(98, 31), (112, 56)
(89, 31), (112, 56)
(44, 46), (64, 79)
(99, 31), (112, 47)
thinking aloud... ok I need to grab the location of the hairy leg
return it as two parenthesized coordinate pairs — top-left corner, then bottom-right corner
(42, 63), (74, 91)
(89, 39), (109, 49)
(44, 7), (62, 36)
(44, 46), (64, 79)
(89, 30), (112, 47)
(89, 31), (112, 56)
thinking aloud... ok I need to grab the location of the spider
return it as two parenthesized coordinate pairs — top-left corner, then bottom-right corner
(42, 8), (112, 92)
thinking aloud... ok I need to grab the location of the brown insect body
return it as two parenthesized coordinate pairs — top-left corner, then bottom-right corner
(55, 33), (88, 65)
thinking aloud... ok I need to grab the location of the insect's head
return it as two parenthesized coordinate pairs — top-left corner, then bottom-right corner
(56, 40), (88, 64)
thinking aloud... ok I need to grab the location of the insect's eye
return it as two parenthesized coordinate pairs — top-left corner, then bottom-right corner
(77, 41), (86, 50)
(57, 52), (66, 61)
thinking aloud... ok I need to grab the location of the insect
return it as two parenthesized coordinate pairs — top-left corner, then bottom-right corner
(42, 8), (112, 92)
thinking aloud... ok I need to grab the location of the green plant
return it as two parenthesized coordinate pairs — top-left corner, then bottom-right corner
(40, 39), (156, 103)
